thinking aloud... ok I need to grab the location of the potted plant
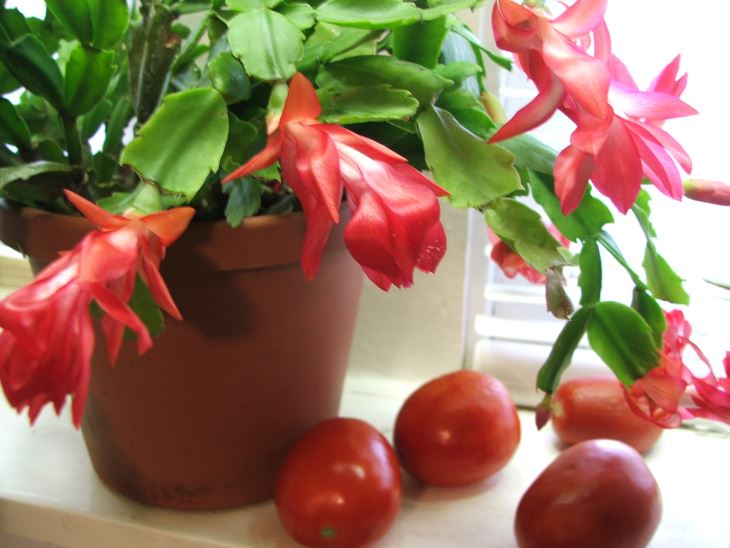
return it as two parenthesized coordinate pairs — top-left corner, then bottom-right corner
(0, 0), (728, 510)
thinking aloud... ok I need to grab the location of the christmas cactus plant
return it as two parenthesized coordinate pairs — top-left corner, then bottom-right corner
(0, 0), (728, 429)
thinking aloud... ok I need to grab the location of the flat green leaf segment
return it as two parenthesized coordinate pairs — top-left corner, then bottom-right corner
(633, 192), (689, 305)
(316, 0), (422, 29)
(0, 97), (31, 149)
(485, 198), (570, 273)
(228, 9), (304, 81)
(318, 85), (418, 124)
(46, 0), (129, 48)
(64, 46), (116, 116)
(317, 55), (452, 105)
(224, 177), (262, 227)
(417, 106), (521, 207)
(121, 88), (228, 200)
(587, 302), (659, 386)
(537, 308), (591, 393)
(0, 34), (64, 110)
(0, 161), (74, 188)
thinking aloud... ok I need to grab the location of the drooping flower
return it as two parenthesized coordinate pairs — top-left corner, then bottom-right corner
(624, 309), (730, 427)
(491, 1), (697, 215)
(0, 191), (194, 426)
(489, 0), (612, 143)
(223, 72), (449, 290)
(555, 54), (697, 214)
(488, 226), (568, 284)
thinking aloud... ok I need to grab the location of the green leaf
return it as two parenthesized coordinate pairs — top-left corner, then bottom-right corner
(498, 133), (556, 175)
(392, 16), (448, 69)
(485, 198), (570, 273)
(64, 46), (116, 116)
(80, 98), (112, 140)
(529, 170), (614, 242)
(44, 0), (94, 45)
(300, 25), (378, 70)
(451, 23), (512, 71)
(97, 181), (162, 215)
(103, 98), (133, 154)
(537, 308), (591, 394)
(127, 276), (165, 338)
(318, 85), (418, 124)
(0, 34), (64, 110)
(221, 113), (258, 171)
(223, 177), (262, 227)
(632, 288), (666, 349)
(0, 161), (74, 188)
(0, 8), (32, 40)
(435, 89), (495, 139)
(642, 245), (690, 305)
(0, 97), (32, 150)
(88, 0), (130, 49)
(421, 0), (484, 19)
(578, 239), (601, 307)
(317, 55), (452, 106)
(316, 0), (421, 29)
(417, 106), (521, 207)
(121, 88), (228, 200)
(36, 139), (67, 163)
(228, 9), (304, 81)
(208, 52), (252, 104)
(434, 62), (481, 86)
(279, 2), (316, 29)
(0, 161), (78, 207)
(587, 302), (659, 385)
(0, 60), (20, 94)
(227, 0), (283, 9)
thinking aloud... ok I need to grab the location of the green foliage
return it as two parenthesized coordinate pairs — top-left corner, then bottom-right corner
(121, 88), (229, 199)
(318, 85), (418, 124)
(537, 308), (591, 393)
(223, 177), (262, 226)
(417, 106), (521, 207)
(228, 9), (304, 81)
(587, 302), (659, 386)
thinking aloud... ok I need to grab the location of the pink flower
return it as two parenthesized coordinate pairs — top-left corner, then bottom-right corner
(491, 1), (697, 215)
(224, 73), (448, 290)
(556, 55), (696, 214)
(488, 226), (568, 284)
(683, 179), (730, 206)
(624, 310), (730, 427)
(0, 191), (194, 426)
(489, 0), (611, 143)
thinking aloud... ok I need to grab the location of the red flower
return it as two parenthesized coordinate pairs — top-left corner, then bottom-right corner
(223, 73), (448, 290)
(491, 1), (697, 215)
(624, 310), (730, 427)
(0, 191), (194, 426)
(490, 0), (612, 143)
(488, 226), (568, 284)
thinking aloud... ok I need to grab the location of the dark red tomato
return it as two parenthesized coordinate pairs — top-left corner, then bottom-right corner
(393, 370), (520, 486)
(275, 418), (402, 548)
(515, 439), (662, 548)
(552, 376), (663, 453)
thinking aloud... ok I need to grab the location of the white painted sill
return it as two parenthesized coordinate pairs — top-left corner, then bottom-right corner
(1, 368), (729, 548)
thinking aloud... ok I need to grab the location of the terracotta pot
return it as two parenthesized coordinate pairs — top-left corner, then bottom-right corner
(0, 200), (363, 509)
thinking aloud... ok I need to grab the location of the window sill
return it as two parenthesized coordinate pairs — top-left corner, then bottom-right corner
(1, 368), (728, 547)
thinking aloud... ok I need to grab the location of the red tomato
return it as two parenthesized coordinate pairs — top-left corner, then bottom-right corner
(552, 376), (663, 453)
(275, 418), (402, 548)
(393, 370), (520, 486)
(515, 439), (662, 548)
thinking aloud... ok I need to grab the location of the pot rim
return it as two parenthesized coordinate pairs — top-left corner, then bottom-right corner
(0, 198), (351, 274)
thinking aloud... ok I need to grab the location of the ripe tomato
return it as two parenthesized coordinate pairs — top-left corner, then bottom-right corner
(515, 439), (662, 548)
(393, 370), (520, 486)
(275, 418), (402, 548)
(551, 376), (663, 453)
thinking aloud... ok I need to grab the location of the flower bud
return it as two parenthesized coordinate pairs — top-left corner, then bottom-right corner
(480, 91), (507, 125)
(683, 179), (730, 206)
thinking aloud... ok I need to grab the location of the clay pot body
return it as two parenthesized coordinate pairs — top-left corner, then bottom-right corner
(0, 201), (363, 509)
